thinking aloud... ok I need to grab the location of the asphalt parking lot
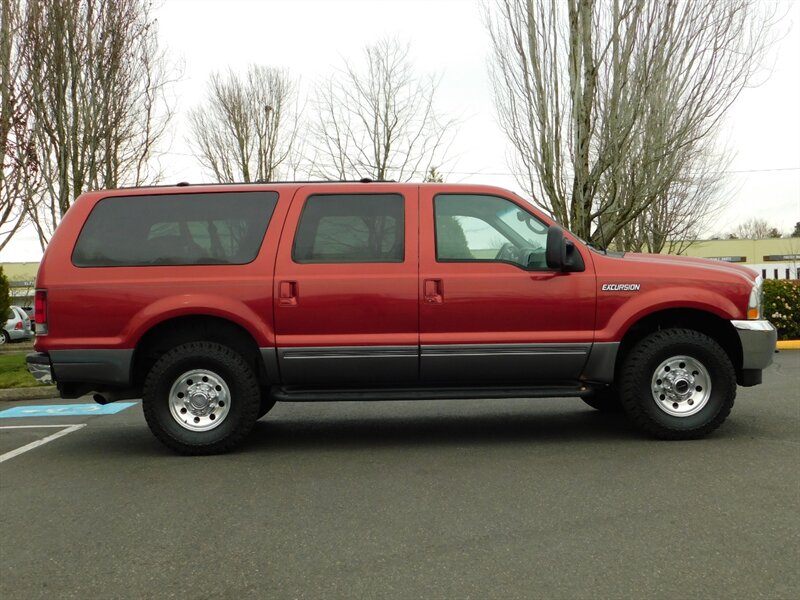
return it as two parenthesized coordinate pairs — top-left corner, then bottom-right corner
(1, 351), (798, 600)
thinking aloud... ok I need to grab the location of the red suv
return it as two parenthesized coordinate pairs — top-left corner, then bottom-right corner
(27, 182), (777, 454)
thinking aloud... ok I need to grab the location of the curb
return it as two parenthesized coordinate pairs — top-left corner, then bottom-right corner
(777, 340), (800, 350)
(0, 386), (58, 401)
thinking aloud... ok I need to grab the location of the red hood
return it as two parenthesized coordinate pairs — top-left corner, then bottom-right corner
(613, 252), (758, 284)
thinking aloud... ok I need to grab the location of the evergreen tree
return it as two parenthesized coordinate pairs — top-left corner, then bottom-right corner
(0, 267), (10, 320)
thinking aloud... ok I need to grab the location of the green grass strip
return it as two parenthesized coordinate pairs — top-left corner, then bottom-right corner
(0, 353), (46, 389)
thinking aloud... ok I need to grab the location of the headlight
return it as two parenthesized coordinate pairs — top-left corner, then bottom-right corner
(747, 275), (763, 320)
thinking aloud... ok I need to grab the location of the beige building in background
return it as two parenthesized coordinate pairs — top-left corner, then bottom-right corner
(666, 238), (800, 280)
(1, 262), (38, 307)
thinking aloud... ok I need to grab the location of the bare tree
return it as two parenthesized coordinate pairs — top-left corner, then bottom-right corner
(0, 0), (40, 252)
(486, 0), (774, 250)
(730, 218), (782, 240)
(16, 0), (174, 249)
(188, 65), (299, 183)
(312, 38), (455, 182)
(615, 146), (730, 254)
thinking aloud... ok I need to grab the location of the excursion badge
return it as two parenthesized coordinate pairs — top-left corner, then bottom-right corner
(601, 283), (641, 292)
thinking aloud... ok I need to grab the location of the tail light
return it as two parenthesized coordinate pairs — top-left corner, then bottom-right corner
(14, 321), (23, 330)
(35, 290), (48, 335)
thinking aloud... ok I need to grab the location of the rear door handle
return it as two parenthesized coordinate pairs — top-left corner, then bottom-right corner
(279, 280), (298, 306)
(424, 279), (443, 304)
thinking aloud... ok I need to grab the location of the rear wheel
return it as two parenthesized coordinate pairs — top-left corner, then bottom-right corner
(619, 328), (736, 439)
(142, 341), (260, 454)
(0, 331), (9, 345)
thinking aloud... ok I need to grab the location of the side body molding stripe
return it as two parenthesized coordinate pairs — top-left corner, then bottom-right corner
(281, 347), (418, 359)
(421, 344), (590, 356)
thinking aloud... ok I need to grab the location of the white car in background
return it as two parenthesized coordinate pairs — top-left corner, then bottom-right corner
(2, 305), (34, 344)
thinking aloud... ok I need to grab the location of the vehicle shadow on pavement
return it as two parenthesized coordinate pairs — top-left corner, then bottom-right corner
(50, 404), (642, 458)
(245, 407), (640, 453)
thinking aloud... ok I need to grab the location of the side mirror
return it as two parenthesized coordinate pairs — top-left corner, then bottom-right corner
(546, 226), (585, 272)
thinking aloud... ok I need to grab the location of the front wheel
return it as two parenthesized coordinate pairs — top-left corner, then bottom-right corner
(619, 329), (736, 440)
(142, 341), (261, 454)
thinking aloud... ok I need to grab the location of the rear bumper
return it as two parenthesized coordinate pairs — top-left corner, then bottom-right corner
(731, 320), (777, 371)
(26, 349), (133, 388)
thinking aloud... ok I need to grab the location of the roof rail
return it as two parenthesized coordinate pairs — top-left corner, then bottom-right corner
(108, 179), (399, 190)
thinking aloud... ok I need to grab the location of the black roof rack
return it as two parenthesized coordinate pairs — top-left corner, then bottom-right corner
(108, 179), (400, 190)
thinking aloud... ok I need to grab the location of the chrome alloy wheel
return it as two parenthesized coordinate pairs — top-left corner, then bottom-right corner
(168, 369), (231, 431)
(651, 355), (712, 417)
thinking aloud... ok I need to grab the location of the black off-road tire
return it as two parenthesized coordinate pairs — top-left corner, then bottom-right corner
(582, 386), (624, 413)
(619, 328), (736, 440)
(142, 341), (261, 455)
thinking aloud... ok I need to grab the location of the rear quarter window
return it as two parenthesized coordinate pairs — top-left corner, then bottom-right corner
(72, 191), (278, 267)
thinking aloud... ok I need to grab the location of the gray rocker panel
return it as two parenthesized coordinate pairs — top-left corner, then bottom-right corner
(420, 343), (591, 384)
(278, 345), (418, 385)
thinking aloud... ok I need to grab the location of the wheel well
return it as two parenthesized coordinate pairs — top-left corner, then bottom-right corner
(131, 316), (267, 392)
(617, 309), (742, 377)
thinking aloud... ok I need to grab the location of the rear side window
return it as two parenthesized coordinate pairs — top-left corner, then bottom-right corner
(72, 192), (278, 267)
(293, 194), (404, 263)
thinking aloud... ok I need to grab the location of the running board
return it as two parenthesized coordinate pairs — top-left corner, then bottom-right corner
(272, 385), (590, 403)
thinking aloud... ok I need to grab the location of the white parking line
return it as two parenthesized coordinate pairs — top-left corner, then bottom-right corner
(0, 424), (86, 463)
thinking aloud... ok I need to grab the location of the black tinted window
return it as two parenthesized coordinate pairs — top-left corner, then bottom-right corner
(293, 194), (404, 263)
(72, 192), (278, 267)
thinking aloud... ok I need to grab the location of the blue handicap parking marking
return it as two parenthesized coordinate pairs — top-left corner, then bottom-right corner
(0, 402), (137, 418)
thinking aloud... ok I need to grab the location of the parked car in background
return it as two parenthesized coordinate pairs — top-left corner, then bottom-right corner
(20, 306), (35, 332)
(2, 305), (34, 344)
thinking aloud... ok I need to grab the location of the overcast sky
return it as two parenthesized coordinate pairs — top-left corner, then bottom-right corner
(2, 0), (799, 262)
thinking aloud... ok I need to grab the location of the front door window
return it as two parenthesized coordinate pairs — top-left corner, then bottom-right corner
(434, 194), (550, 270)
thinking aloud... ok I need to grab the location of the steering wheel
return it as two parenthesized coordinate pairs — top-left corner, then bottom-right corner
(495, 242), (520, 263)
